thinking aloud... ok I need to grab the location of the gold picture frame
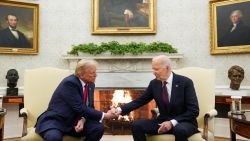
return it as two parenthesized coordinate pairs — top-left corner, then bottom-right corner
(0, 1), (39, 54)
(92, 0), (156, 34)
(210, 0), (250, 54)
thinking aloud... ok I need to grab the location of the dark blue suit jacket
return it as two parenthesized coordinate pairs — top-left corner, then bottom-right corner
(0, 28), (31, 48)
(121, 73), (199, 127)
(35, 74), (102, 134)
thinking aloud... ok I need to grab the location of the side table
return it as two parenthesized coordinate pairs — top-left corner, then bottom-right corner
(2, 96), (24, 116)
(228, 111), (250, 141)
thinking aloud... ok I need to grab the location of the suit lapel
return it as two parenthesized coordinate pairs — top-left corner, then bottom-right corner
(88, 83), (95, 107)
(74, 75), (84, 99)
(7, 28), (18, 41)
(170, 74), (180, 106)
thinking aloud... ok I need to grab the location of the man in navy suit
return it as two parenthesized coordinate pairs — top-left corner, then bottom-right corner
(112, 55), (199, 141)
(0, 14), (31, 48)
(35, 59), (116, 141)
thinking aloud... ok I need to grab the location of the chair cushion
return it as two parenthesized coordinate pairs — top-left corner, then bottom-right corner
(21, 127), (84, 141)
(146, 128), (216, 141)
(147, 132), (205, 141)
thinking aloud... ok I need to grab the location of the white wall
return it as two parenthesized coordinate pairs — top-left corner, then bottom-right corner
(0, 0), (249, 88)
(1, 0), (250, 138)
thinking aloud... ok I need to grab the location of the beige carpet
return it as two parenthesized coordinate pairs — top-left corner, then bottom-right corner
(3, 135), (133, 141)
(4, 136), (245, 141)
(101, 135), (133, 141)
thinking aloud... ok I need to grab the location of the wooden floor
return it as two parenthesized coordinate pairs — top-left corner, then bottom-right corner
(3, 137), (245, 141)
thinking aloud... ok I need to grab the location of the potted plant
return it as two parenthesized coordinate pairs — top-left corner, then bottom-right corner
(67, 41), (178, 56)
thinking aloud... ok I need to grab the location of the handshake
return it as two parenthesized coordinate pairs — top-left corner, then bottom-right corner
(104, 106), (122, 120)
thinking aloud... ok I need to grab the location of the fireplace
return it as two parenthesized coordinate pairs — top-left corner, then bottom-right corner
(94, 89), (156, 135)
(62, 53), (183, 134)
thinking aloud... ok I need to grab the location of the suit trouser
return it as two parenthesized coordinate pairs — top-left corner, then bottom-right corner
(41, 120), (104, 141)
(131, 119), (198, 141)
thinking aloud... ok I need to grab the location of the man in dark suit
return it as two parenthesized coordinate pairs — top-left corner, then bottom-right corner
(35, 59), (116, 141)
(218, 10), (250, 47)
(112, 55), (199, 141)
(0, 14), (31, 48)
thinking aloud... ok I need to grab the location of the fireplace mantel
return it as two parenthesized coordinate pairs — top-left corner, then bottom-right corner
(62, 53), (183, 72)
(62, 53), (183, 88)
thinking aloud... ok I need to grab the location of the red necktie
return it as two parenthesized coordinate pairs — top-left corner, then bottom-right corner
(162, 81), (169, 106)
(83, 83), (88, 105)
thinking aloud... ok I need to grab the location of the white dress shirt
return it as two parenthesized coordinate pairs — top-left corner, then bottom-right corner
(163, 72), (178, 127)
(230, 24), (237, 32)
(9, 27), (19, 39)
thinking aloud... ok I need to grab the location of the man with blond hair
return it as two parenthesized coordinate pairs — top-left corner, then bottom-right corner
(35, 59), (116, 141)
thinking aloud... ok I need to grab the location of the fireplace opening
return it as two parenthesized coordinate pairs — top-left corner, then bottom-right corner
(94, 89), (156, 135)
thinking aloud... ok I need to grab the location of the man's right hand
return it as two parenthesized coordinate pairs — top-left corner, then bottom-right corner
(158, 121), (173, 134)
(104, 106), (123, 119)
(104, 110), (117, 119)
(110, 106), (122, 116)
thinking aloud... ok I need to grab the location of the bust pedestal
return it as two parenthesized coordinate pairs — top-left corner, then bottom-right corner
(6, 88), (18, 96)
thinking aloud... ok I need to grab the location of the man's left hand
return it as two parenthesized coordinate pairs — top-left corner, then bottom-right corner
(158, 121), (173, 134)
(74, 117), (85, 133)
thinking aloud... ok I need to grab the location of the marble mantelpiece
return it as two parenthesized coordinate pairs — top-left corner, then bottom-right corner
(62, 53), (184, 88)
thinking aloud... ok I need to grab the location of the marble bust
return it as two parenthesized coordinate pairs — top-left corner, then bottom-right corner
(228, 65), (244, 90)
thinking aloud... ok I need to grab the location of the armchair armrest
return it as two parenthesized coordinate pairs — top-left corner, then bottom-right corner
(202, 109), (217, 140)
(20, 108), (28, 137)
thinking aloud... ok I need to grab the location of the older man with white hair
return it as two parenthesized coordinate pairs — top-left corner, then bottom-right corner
(112, 55), (199, 141)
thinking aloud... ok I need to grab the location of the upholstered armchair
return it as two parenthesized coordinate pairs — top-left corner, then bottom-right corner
(20, 67), (85, 141)
(147, 67), (217, 141)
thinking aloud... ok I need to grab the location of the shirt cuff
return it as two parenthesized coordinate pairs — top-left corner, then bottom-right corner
(81, 117), (86, 123)
(99, 112), (104, 123)
(117, 107), (122, 113)
(170, 119), (178, 127)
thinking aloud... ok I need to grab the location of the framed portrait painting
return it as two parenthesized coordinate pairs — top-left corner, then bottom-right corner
(210, 0), (250, 54)
(92, 0), (156, 34)
(0, 1), (39, 54)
